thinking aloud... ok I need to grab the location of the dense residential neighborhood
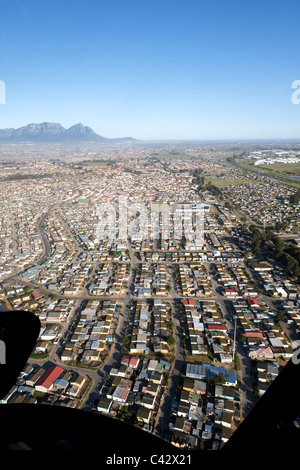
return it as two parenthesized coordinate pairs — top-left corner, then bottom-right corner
(0, 142), (299, 450)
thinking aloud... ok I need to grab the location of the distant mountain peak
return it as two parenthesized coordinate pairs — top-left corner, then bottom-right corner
(67, 123), (97, 136)
(0, 122), (136, 143)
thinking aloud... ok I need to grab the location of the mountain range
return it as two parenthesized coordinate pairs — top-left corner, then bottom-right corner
(0, 122), (136, 143)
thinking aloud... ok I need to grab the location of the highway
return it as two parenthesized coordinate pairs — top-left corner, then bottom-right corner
(36, 207), (53, 264)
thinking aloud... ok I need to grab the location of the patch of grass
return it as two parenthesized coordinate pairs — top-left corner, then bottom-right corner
(234, 158), (256, 171)
(86, 160), (111, 167)
(30, 352), (49, 360)
(205, 176), (252, 186)
(185, 354), (213, 363)
(209, 204), (220, 214)
(32, 391), (46, 400)
(257, 162), (300, 176)
(233, 158), (300, 189)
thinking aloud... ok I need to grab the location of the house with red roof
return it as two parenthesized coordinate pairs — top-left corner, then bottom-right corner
(32, 291), (42, 300)
(182, 298), (196, 306)
(248, 299), (264, 307)
(129, 356), (140, 369)
(224, 288), (239, 297)
(244, 331), (264, 338)
(121, 355), (130, 366)
(207, 324), (228, 333)
(35, 365), (63, 393)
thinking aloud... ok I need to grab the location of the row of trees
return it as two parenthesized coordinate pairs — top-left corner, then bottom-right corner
(192, 168), (223, 200)
(246, 225), (300, 279)
(1, 172), (54, 181)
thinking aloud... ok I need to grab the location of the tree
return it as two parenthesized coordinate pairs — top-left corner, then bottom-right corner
(290, 190), (300, 205)
(234, 353), (241, 371)
(239, 335), (246, 345)
(285, 244), (300, 265)
(272, 236), (285, 252)
(274, 221), (288, 232)
(281, 252), (300, 278)
(265, 229), (275, 241)
(276, 310), (286, 324)
(212, 373), (225, 385)
(122, 336), (130, 346)
(121, 336), (130, 354)
(167, 335), (175, 346)
(118, 405), (134, 423)
(252, 240), (261, 254)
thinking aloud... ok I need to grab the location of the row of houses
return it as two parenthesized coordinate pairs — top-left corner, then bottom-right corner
(126, 300), (172, 355)
(63, 206), (130, 260)
(181, 299), (232, 363)
(254, 360), (279, 396)
(88, 262), (130, 296)
(214, 263), (258, 299)
(134, 263), (171, 297)
(170, 362), (239, 449)
(176, 263), (213, 297)
(281, 300), (300, 337)
(0, 286), (76, 360)
(38, 298), (76, 323)
(231, 299), (293, 360)
(1, 282), (43, 311)
(33, 323), (61, 355)
(97, 357), (170, 429)
(221, 170), (299, 231)
(0, 206), (44, 280)
(151, 300), (172, 354)
(60, 300), (121, 364)
(206, 231), (234, 254)
(138, 249), (244, 264)
(1, 363), (88, 406)
(250, 261), (299, 299)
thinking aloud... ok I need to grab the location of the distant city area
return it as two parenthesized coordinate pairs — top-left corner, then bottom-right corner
(0, 139), (300, 450)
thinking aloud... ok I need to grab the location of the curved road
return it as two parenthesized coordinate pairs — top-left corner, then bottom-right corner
(4, 208), (257, 423)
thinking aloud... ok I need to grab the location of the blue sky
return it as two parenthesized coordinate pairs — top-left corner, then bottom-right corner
(0, 0), (300, 140)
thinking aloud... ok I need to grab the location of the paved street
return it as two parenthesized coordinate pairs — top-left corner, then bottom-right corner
(4, 218), (260, 423)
